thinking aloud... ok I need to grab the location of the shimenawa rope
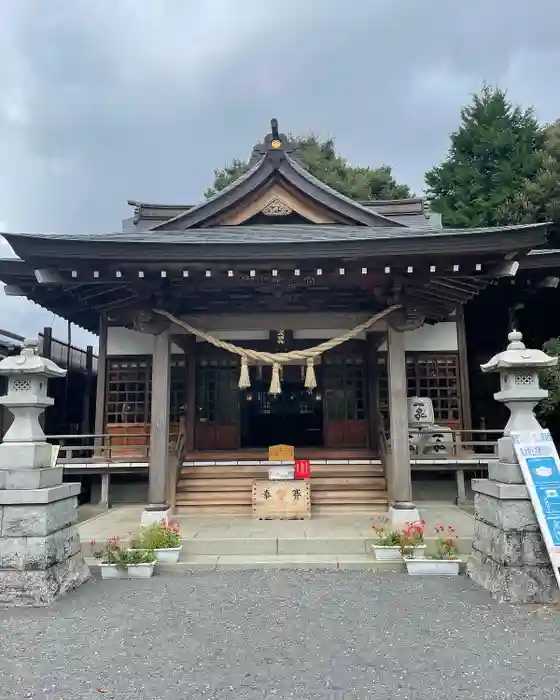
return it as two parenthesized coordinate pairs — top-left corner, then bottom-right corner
(153, 304), (402, 394)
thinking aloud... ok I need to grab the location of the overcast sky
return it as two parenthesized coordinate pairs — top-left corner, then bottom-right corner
(1, 0), (559, 348)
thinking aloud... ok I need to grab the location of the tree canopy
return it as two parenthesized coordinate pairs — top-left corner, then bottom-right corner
(425, 86), (548, 229)
(205, 134), (412, 201)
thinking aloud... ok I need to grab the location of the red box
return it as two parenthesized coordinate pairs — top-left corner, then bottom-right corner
(294, 459), (311, 479)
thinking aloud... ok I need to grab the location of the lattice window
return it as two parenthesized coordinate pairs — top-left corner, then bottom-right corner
(106, 355), (189, 428)
(324, 355), (366, 421)
(377, 353), (461, 427)
(196, 358), (239, 424)
(106, 358), (152, 424)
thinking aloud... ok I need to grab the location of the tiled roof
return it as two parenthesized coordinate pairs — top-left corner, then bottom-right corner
(2, 222), (547, 245)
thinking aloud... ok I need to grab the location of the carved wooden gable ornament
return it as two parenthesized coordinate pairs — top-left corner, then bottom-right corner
(261, 197), (293, 217)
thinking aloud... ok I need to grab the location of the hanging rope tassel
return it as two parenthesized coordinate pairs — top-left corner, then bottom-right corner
(304, 357), (317, 390)
(238, 356), (251, 389)
(269, 362), (282, 395)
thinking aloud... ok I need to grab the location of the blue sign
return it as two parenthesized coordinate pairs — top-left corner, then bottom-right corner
(525, 456), (560, 547)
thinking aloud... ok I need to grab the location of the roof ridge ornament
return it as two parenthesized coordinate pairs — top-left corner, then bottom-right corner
(249, 117), (304, 166)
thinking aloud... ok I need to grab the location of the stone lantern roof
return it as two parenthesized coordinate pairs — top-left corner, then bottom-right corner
(0, 339), (66, 378)
(480, 331), (558, 372)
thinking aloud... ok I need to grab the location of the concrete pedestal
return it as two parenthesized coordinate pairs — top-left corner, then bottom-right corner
(0, 339), (90, 607)
(388, 504), (420, 527)
(467, 465), (560, 604)
(0, 479), (89, 606)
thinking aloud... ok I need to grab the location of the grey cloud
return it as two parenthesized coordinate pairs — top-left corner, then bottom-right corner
(0, 0), (559, 340)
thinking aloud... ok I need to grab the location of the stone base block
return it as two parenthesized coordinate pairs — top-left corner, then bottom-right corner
(467, 549), (560, 604)
(141, 505), (172, 527)
(0, 441), (54, 470)
(0, 466), (63, 490)
(0, 524), (82, 569)
(473, 519), (549, 566)
(388, 505), (420, 527)
(488, 461), (524, 484)
(0, 492), (79, 537)
(0, 551), (90, 607)
(473, 489), (538, 532)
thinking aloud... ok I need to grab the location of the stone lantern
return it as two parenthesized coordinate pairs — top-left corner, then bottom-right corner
(0, 339), (89, 607)
(480, 330), (557, 435)
(468, 330), (560, 604)
(0, 338), (66, 475)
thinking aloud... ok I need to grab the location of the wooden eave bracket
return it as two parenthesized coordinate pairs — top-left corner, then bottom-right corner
(34, 268), (64, 284)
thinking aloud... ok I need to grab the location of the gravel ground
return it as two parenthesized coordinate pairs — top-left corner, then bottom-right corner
(0, 571), (559, 700)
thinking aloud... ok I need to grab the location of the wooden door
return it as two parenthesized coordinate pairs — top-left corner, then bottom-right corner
(195, 357), (240, 450)
(323, 354), (368, 448)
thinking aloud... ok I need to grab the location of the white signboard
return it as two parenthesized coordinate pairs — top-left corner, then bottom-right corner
(511, 429), (560, 589)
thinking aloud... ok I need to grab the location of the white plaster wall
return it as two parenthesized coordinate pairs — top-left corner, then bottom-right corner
(107, 318), (458, 355)
(177, 311), (371, 332)
(107, 328), (184, 355)
(378, 322), (458, 352)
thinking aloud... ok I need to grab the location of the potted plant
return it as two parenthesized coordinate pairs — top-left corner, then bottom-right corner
(132, 520), (182, 564)
(93, 536), (157, 579)
(399, 520), (427, 560)
(404, 525), (461, 575)
(370, 519), (402, 561)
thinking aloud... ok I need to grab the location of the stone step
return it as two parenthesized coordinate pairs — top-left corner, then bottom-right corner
(82, 535), (472, 558)
(85, 554), (408, 572)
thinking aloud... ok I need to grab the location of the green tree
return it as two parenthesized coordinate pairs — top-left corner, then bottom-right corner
(538, 338), (560, 430)
(205, 134), (412, 201)
(500, 120), (560, 245)
(425, 86), (546, 228)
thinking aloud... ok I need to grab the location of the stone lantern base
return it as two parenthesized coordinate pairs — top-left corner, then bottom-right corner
(0, 480), (90, 607)
(467, 439), (560, 604)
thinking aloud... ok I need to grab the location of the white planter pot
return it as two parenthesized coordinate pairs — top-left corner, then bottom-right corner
(371, 545), (402, 562)
(404, 558), (461, 576)
(99, 562), (156, 579)
(154, 546), (182, 564)
(402, 544), (427, 559)
(100, 564), (124, 579)
(126, 562), (156, 579)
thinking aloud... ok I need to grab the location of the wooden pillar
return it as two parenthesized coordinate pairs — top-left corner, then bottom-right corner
(82, 344), (94, 434)
(387, 324), (417, 521)
(366, 333), (379, 453)
(149, 332), (171, 504)
(94, 315), (108, 453)
(455, 305), (472, 431)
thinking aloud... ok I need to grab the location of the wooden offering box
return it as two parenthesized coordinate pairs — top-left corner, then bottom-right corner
(252, 479), (311, 520)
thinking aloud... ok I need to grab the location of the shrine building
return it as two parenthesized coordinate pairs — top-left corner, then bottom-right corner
(0, 120), (550, 516)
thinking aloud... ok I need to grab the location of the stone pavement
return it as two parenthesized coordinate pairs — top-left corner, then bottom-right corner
(0, 571), (559, 699)
(78, 504), (475, 569)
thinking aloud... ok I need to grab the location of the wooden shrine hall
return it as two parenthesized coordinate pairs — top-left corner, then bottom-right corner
(0, 119), (549, 515)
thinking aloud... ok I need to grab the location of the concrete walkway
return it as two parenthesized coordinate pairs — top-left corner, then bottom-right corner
(79, 504), (474, 569)
(1, 572), (558, 699)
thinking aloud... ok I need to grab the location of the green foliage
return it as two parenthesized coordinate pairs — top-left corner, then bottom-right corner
(94, 535), (155, 568)
(425, 86), (546, 228)
(132, 521), (181, 550)
(371, 524), (401, 547)
(501, 120), (560, 245)
(205, 134), (412, 201)
(538, 338), (560, 417)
